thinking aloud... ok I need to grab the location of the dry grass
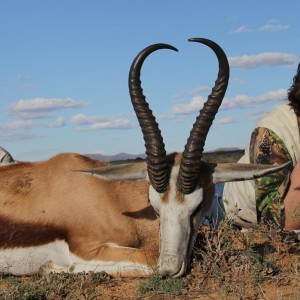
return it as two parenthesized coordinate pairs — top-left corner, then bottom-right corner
(0, 219), (299, 299)
(190, 220), (300, 299)
(2, 151), (298, 299)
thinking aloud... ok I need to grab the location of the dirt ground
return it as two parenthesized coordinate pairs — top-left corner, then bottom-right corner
(0, 224), (299, 299)
(96, 267), (299, 299)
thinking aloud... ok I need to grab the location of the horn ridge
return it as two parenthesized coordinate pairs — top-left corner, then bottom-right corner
(129, 43), (178, 193)
(177, 38), (229, 194)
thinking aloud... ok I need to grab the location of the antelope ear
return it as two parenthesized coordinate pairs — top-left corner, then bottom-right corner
(72, 162), (148, 180)
(211, 161), (292, 184)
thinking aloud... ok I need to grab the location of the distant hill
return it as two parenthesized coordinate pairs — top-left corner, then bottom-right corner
(85, 152), (146, 162)
(206, 147), (241, 153)
(85, 148), (244, 163)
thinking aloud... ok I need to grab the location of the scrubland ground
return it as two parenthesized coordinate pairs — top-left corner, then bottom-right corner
(1, 150), (298, 299)
(0, 219), (299, 300)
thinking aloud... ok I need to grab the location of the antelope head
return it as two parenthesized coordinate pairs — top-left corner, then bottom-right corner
(127, 38), (291, 277)
(82, 38), (290, 278)
(129, 38), (231, 277)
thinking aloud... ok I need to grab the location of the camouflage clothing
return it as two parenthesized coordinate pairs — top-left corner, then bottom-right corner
(223, 103), (300, 228)
(249, 128), (292, 226)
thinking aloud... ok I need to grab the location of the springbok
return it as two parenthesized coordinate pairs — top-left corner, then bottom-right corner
(0, 38), (290, 278)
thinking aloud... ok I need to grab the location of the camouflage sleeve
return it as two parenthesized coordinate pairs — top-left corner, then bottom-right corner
(249, 127), (292, 226)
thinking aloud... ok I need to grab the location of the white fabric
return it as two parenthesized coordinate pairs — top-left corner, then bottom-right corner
(0, 146), (14, 164)
(223, 103), (300, 227)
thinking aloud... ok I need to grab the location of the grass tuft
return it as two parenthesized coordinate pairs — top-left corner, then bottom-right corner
(138, 273), (188, 296)
(0, 271), (111, 300)
(191, 217), (300, 298)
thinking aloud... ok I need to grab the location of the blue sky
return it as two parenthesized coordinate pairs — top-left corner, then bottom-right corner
(1, 0), (299, 161)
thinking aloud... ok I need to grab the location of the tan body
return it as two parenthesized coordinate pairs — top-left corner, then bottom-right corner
(0, 153), (159, 276)
(0, 152), (289, 277)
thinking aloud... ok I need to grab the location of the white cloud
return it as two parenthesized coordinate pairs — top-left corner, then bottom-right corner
(0, 120), (35, 130)
(218, 117), (235, 124)
(172, 86), (210, 101)
(233, 19), (290, 34)
(186, 87), (211, 96)
(71, 114), (104, 125)
(17, 75), (32, 81)
(228, 52), (296, 69)
(256, 89), (287, 103)
(76, 119), (135, 131)
(0, 130), (44, 141)
(0, 117), (67, 141)
(16, 75), (38, 90)
(71, 113), (135, 131)
(0, 117), (66, 132)
(8, 98), (90, 119)
(171, 96), (206, 115)
(233, 26), (253, 34)
(49, 117), (66, 128)
(11, 112), (54, 119)
(170, 89), (287, 116)
(221, 89), (286, 110)
(259, 19), (290, 32)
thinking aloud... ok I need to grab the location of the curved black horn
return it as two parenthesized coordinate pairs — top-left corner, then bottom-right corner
(129, 43), (178, 193)
(177, 38), (229, 194)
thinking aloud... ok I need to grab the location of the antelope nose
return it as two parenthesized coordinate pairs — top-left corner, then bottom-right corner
(159, 266), (178, 278)
(159, 255), (183, 278)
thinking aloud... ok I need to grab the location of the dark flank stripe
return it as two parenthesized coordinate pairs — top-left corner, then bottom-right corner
(0, 217), (66, 248)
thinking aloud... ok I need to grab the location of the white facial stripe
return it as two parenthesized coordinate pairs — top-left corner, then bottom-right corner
(148, 165), (205, 277)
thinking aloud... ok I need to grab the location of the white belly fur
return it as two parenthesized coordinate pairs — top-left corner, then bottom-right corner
(0, 240), (154, 276)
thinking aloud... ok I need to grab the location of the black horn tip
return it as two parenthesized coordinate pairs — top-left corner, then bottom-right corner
(189, 37), (207, 41)
(188, 38), (224, 52)
(129, 44), (178, 76)
(188, 37), (205, 42)
(143, 43), (178, 53)
(138, 43), (178, 58)
(187, 37), (229, 70)
(162, 44), (178, 52)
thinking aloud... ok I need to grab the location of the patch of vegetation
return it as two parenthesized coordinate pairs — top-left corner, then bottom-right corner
(191, 218), (300, 299)
(0, 271), (111, 300)
(138, 273), (188, 296)
(0, 223), (299, 299)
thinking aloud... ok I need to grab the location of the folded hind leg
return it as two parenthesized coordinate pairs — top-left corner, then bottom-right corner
(70, 244), (158, 277)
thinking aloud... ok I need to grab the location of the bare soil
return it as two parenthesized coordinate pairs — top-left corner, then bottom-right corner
(0, 223), (299, 299)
